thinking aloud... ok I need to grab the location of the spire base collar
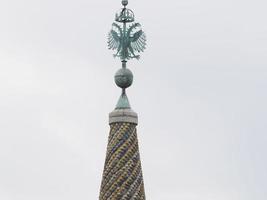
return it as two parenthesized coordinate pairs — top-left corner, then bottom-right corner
(109, 108), (138, 125)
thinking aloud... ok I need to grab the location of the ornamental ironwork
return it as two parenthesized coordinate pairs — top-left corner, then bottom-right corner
(108, 1), (146, 61)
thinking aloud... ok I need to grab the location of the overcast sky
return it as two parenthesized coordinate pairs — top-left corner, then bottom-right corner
(0, 0), (267, 199)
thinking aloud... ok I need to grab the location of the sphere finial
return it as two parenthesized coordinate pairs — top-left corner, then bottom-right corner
(122, 0), (128, 7)
(114, 67), (133, 89)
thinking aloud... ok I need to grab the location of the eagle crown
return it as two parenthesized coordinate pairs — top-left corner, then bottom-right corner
(108, 2), (146, 61)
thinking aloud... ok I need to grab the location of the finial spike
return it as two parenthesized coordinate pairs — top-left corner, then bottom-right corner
(116, 90), (131, 109)
(122, 0), (128, 7)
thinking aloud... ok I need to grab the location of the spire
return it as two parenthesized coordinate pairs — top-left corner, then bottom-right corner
(99, 1), (147, 199)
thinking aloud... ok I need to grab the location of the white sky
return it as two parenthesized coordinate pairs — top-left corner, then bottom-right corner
(0, 0), (267, 199)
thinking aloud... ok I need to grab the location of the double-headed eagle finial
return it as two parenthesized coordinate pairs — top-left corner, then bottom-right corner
(109, 0), (146, 109)
(108, 0), (146, 61)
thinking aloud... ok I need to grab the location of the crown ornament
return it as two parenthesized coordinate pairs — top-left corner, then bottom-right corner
(108, 0), (146, 61)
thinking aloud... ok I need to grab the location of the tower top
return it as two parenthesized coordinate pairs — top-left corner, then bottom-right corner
(108, 0), (146, 121)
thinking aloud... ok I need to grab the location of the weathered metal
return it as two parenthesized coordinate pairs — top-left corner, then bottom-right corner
(108, 1), (146, 61)
(108, 0), (147, 110)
